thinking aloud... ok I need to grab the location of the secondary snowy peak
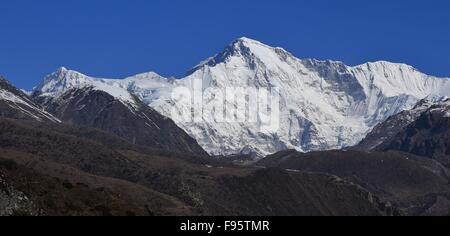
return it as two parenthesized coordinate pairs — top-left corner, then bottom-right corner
(36, 67), (93, 97)
(34, 67), (170, 108)
(351, 61), (449, 98)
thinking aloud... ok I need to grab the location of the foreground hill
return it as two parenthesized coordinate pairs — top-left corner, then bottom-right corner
(356, 98), (450, 168)
(258, 150), (450, 216)
(258, 98), (450, 216)
(0, 117), (396, 216)
(0, 149), (189, 216)
(376, 100), (450, 168)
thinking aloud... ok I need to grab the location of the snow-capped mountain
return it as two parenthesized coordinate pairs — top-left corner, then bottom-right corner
(0, 76), (59, 123)
(35, 67), (140, 109)
(32, 69), (208, 156)
(33, 37), (450, 157)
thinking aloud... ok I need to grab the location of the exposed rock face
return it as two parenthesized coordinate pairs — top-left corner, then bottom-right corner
(356, 99), (437, 151)
(356, 98), (450, 167)
(376, 99), (450, 167)
(33, 86), (208, 156)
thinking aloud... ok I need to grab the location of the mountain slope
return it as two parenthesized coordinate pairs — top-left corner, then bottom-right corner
(258, 150), (450, 216)
(32, 69), (207, 156)
(33, 38), (450, 157)
(0, 149), (189, 216)
(0, 117), (396, 216)
(374, 99), (450, 167)
(355, 99), (439, 151)
(0, 76), (59, 123)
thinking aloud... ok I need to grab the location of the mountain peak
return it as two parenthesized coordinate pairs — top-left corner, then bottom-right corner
(0, 75), (9, 84)
(53, 67), (87, 77)
(125, 71), (165, 81)
(231, 37), (279, 52)
(234, 37), (263, 45)
(43, 67), (91, 86)
(187, 37), (291, 75)
(236, 36), (253, 41)
(34, 67), (95, 98)
(355, 61), (420, 74)
(56, 66), (68, 73)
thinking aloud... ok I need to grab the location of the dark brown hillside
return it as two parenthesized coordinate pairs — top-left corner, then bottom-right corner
(0, 149), (192, 216)
(203, 168), (398, 216)
(33, 88), (208, 156)
(377, 110), (450, 168)
(0, 118), (142, 181)
(0, 117), (395, 216)
(258, 150), (450, 216)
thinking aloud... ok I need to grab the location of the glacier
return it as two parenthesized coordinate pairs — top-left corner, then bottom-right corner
(33, 37), (450, 157)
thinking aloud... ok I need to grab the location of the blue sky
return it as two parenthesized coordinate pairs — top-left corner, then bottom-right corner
(1, 0), (449, 90)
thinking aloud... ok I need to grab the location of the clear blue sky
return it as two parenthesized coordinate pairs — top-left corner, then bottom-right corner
(1, 0), (449, 90)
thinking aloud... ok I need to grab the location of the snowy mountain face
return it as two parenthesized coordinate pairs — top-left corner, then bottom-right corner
(33, 38), (450, 157)
(0, 76), (59, 123)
